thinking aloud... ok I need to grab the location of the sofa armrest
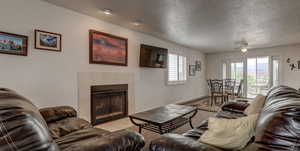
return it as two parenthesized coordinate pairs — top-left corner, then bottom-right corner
(97, 130), (145, 151)
(39, 106), (77, 123)
(150, 134), (222, 151)
(221, 102), (249, 114)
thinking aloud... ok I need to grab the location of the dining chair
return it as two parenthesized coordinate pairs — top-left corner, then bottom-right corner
(235, 80), (244, 98)
(210, 79), (226, 106)
(224, 79), (236, 101)
(207, 79), (211, 95)
(207, 79), (211, 89)
(206, 79), (212, 108)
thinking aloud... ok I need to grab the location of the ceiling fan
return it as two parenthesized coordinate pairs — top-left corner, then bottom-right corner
(234, 40), (249, 53)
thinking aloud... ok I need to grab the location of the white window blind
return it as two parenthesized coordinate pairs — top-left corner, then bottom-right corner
(168, 53), (187, 83)
(168, 54), (178, 81)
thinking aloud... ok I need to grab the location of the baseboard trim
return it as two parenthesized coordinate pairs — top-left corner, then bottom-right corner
(177, 96), (209, 105)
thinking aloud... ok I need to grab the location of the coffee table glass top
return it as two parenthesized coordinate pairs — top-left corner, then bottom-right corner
(129, 104), (197, 124)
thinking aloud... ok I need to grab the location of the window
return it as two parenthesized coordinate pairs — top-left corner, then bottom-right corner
(230, 62), (244, 85)
(272, 58), (279, 86)
(247, 57), (270, 98)
(168, 53), (187, 84)
(225, 56), (280, 98)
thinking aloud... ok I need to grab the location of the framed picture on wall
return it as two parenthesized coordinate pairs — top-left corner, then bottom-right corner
(35, 30), (62, 52)
(89, 30), (128, 66)
(0, 31), (28, 56)
(189, 65), (196, 76)
(195, 60), (201, 71)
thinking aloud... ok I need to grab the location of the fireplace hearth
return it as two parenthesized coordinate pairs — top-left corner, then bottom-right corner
(91, 84), (128, 125)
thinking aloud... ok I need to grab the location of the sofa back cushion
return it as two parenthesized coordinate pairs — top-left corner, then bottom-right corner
(254, 86), (300, 150)
(0, 88), (60, 151)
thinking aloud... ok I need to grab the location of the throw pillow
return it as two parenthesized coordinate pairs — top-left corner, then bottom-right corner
(199, 114), (258, 150)
(244, 94), (266, 115)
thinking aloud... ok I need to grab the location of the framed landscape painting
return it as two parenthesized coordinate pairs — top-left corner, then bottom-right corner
(0, 31), (28, 56)
(35, 30), (62, 52)
(89, 30), (128, 66)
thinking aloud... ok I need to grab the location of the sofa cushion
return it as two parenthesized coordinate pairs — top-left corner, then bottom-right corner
(55, 127), (110, 145)
(199, 114), (258, 150)
(48, 117), (92, 139)
(56, 128), (144, 151)
(40, 106), (77, 123)
(244, 94), (266, 115)
(183, 120), (208, 139)
(150, 133), (222, 151)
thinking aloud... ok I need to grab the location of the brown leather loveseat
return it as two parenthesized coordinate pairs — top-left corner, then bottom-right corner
(0, 88), (145, 151)
(150, 85), (300, 151)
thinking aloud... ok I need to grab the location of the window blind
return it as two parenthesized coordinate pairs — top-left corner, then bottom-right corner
(168, 53), (187, 83)
(168, 54), (178, 81)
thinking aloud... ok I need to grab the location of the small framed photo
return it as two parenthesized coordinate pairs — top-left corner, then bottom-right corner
(0, 31), (28, 56)
(189, 65), (196, 76)
(35, 30), (62, 52)
(89, 30), (128, 66)
(195, 60), (201, 71)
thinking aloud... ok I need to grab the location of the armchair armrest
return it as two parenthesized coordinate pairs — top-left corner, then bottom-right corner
(39, 106), (77, 123)
(150, 134), (222, 151)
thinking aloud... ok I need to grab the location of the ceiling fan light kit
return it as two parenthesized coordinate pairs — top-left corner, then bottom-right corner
(241, 48), (248, 53)
(240, 41), (248, 53)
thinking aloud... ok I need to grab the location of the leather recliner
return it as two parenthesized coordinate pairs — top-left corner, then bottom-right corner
(150, 85), (300, 151)
(0, 88), (145, 151)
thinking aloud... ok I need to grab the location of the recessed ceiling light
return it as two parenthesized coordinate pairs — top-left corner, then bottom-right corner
(133, 20), (142, 26)
(103, 9), (112, 15)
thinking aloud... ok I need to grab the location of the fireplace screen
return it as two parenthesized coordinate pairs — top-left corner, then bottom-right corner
(91, 84), (128, 125)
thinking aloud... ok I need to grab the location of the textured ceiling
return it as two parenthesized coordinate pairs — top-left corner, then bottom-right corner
(44, 0), (300, 53)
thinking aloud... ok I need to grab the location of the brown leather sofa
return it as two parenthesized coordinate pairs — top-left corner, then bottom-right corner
(150, 85), (300, 151)
(0, 88), (145, 151)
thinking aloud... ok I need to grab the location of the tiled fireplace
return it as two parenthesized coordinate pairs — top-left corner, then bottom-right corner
(91, 84), (128, 125)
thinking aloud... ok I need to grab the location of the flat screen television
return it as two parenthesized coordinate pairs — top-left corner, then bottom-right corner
(139, 44), (168, 68)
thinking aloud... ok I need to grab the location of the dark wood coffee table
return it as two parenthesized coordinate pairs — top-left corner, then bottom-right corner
(129, 104), (197, 134)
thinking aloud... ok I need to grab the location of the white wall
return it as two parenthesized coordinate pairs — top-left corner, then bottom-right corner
(206, 44), (300, 89)
(0, 0), (207, 112)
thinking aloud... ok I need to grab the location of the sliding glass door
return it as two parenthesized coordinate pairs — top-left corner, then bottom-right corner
(272, 58), (279, 86)
(247, 57), (270, 98)
(230, 62), (244, 86)
(226, 56), (280, 98)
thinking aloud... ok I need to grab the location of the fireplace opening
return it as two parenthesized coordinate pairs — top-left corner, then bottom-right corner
(91, 84), (128, 125)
